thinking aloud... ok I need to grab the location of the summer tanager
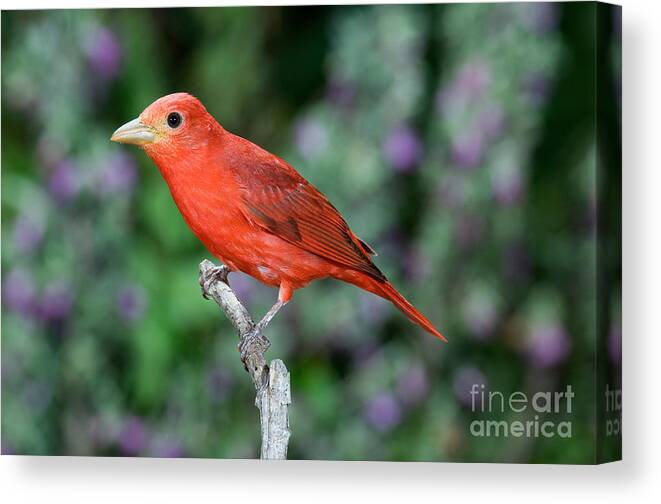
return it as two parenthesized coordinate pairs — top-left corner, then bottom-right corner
(111, 93), (446, 346)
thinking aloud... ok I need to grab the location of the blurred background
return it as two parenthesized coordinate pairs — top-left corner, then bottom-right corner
(1, 2), (621, 463)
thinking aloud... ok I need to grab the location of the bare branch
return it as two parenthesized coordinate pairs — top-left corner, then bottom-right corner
(198, 259), (291, 460)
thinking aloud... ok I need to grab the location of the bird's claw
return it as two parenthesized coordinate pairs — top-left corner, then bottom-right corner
(238, 327), (270, 371)
(199, 265), (229, 299)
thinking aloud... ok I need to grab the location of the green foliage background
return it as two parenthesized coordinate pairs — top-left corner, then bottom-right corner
(1, 3), (621, 462)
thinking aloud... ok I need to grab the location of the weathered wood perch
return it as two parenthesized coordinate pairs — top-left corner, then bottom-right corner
(198, 259), (291, 460)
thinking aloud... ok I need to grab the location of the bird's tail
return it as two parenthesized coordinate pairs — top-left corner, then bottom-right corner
(376, 280), (447, 342)
(338, 270), (447, 342)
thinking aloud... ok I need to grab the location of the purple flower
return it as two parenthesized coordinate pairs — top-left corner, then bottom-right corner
(228, 272), (255, 305)
(86, 27), (122, 81)
(477, 104), (506, 142)
(364, 393), (401, 432)
(294, 117), (328, 161)
(527, 324), (571, 368)
(383, 125), (422, 173)
(38, 282), (73, 321)
(117, 285), (146, 322)
(436, 60), (493, 126)
(453, 366), (487, 408)
(13, 214), (44, 254)
(608, 322), (622, 365)
(150, 436), (185, 458)
(451, 131), (484, 170)
(97, 151), (137, 196)
(524, 3), (559, 35)
(327, 78), (356, 110)
(2, 268), (35, 315)
(462, 289), (498, 340)
(48, 160), (80, 203)
(455, 61), (491, 98)
(396, 365), (429, 406)
(119, 417), (148, 456)
(491, 165), (523, 206)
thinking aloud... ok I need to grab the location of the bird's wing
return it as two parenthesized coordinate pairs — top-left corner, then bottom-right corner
(231, 144), (385, 281)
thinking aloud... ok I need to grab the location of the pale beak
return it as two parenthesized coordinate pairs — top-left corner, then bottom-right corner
(110, 117), (156, 145)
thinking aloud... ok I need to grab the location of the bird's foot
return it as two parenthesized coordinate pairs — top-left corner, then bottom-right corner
(199, 264), (230, 299)
(238, 327), (271, 371)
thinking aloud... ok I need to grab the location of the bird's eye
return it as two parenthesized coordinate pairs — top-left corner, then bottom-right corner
(167, 112), (182, 129)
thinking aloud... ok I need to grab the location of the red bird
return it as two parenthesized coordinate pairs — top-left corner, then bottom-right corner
(111, 93), (446, 347)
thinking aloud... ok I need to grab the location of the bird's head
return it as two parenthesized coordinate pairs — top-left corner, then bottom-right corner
(111, 93), (222, 158)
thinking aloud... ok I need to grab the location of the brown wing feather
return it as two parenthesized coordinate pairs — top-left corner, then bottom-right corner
(229, 138), (385, 281)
